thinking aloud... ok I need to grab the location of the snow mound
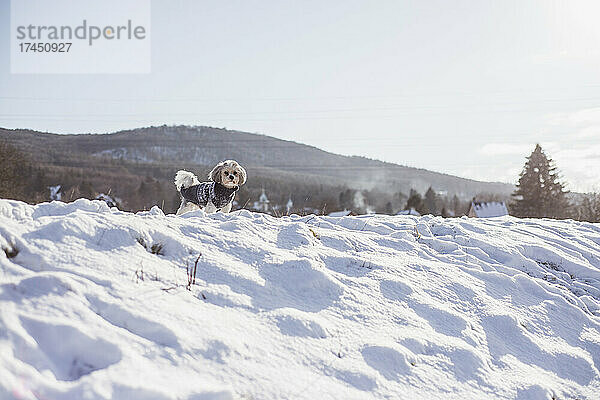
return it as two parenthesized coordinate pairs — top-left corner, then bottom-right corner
(1, 198), (600, 399)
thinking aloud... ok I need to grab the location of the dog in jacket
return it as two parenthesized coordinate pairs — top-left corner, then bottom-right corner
(174, 160), (246, 215)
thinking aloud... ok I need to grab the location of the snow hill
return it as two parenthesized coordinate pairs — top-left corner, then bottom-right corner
(1, 199), (600, 400)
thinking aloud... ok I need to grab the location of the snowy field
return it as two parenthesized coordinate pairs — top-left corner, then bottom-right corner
(1, 198), (600, 400)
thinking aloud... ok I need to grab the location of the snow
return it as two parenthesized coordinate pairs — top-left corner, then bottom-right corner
(1, 198), (600, 399)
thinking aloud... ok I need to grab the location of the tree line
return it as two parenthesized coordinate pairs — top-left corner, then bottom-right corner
(1, 139), (598, 221)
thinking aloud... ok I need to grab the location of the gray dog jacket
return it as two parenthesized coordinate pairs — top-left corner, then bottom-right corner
(180, 182), (238, 209)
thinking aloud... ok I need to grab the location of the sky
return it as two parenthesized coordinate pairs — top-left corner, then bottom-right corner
(1, 0), (600, 192)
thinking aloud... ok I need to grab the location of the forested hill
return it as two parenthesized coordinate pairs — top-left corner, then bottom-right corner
(1, 125), (513, 197)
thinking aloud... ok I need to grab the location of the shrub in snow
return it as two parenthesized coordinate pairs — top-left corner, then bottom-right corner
(136, 236), (165, 256)
(1, 239), (18, 258)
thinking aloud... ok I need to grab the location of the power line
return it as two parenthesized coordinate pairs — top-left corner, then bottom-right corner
(2, 83), (600, 103)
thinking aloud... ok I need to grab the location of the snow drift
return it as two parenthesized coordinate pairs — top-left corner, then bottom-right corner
(1, 198), (599, 399)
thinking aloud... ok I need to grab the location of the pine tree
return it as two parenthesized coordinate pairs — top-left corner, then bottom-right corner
(395, 191), (408, 211)
(451, 194), (462, 216)
(383, 201), (393, 215)
(510, 144), (570, 218)
(338, 189), (355, 211)
(405, 189), (424, 214)
(424, 186), (438, 215)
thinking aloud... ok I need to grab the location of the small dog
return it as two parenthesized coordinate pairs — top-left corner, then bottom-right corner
(174, 160), (246, 215)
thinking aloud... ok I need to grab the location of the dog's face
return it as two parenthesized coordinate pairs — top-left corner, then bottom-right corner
(209, 160), (246, 188)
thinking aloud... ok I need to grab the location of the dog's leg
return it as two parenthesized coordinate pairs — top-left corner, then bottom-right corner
(176, 201), (200, 216)
(221, 203), (232, 213)
(176, 201), (186, 216)
(204, 202), (217, 214)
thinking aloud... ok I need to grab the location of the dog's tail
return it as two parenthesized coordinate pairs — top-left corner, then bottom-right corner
(174, 170), (200, 191)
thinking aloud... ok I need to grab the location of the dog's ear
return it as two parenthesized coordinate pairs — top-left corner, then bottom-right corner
(237, 164), (247, 185)
(209, 162), (223, 183)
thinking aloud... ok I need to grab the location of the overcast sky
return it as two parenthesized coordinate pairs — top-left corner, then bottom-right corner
(2, 0), (600, 192)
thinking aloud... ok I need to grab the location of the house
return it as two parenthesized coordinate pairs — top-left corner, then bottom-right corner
(468, 201), (508, 218)
(397, 208), (421, 216)
(252, 189), (270, 213)
(49, 185), (61, 201)
(328, 209), (356, 217)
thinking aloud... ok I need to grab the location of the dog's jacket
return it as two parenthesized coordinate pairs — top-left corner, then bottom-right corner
(180, 182), (238, 210)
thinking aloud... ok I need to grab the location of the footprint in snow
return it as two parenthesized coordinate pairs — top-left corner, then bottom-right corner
(19, 316), (121, 381)
(482, 314), (597, 386)
(515, 385), (553, 400)
(87, 295), (179, 348)
(398, 338), (487, 383)
(6, 274), (73, 300)
(329, 368), (378, 391)
(199, 340), (231, 364)
(269, 310), (328, 338)
(411, 302), (469, 340)
(361, 345), (414, 380)
(258, 258), (343, 312)
(380, 279), (414, 302)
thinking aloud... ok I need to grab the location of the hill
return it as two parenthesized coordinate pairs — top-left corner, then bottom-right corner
(0, 126), (513, 213)
(1, 199), (599, 399)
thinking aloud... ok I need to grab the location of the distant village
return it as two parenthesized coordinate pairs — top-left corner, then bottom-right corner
(46, 182), (510, 220)
(3, 138), (599, 222)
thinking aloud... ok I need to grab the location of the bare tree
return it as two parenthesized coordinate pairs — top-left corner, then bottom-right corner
(576, 193), (600, 222)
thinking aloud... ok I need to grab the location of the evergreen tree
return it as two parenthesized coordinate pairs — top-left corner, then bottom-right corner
(510, 144), (570, 218)
(451, 194), (462, 216)
(395, 191), (408, 211)
(383, 201), (393, 215)
(424, 186), (438, 215)
(405, 189), (424, 214)
(338, 189), (355, 210)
